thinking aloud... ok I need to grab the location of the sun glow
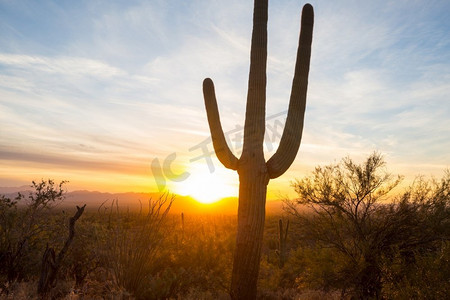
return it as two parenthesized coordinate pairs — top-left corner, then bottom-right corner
(173, 167), (237, 204)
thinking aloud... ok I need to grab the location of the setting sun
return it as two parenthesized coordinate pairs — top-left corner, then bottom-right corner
(173, 167), (237, 204)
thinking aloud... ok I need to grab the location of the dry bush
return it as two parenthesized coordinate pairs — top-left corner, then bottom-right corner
(0, 180), (67, 292)
(93, 194), (173, 299)
(285, 154), (450, 299)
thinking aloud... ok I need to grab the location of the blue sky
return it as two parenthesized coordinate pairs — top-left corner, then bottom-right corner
(0, 0), (449, 198)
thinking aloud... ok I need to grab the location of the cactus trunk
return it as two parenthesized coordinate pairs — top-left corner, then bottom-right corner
(202, 0), (313, 298)
(231, 158), (268, 299)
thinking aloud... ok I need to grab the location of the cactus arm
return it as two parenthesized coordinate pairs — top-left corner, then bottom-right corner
(266, 4), (314, 179)
(242, 0), (268, 155)
(203, 78), (239, 170)
(284, 219), (290, 241)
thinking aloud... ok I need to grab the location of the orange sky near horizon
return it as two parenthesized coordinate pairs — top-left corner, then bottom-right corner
(1, 143), (445, 205)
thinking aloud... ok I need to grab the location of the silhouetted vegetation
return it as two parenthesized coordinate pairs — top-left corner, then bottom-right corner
(38, 204), (86, 297)
(0, 180), (67, 285)
(283, 153), (450, 299)
(0, 154), (449, 299)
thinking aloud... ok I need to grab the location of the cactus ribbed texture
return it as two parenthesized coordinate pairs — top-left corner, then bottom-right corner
(203, 1), (313, 299)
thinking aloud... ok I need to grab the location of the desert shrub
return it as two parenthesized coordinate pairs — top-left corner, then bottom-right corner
(381, 240), (450, 299)
(0, 195), (19, 281)
(380, 172), (450, 299)
(93, 194), (173, 299)
(286, 153), (450, 299)
(0, 180), (67, 287)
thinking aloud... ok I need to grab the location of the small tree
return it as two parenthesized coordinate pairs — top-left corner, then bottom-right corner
(0, 179), (67, 284)
(286, 153), (450, 298)
(286, 153), (401, 298)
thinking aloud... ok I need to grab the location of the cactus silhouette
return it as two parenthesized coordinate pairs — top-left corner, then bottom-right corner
(277, 219), (290, 268)
(202, 0), (313, 298)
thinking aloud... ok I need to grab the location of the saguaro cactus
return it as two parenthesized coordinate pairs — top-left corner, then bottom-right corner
(277, 219), (290, 268)
(202, 0), (313, 298)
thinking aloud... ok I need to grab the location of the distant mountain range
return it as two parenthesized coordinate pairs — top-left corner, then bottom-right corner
(0, 185), (32, 194)
(0, 187), (284, 215)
